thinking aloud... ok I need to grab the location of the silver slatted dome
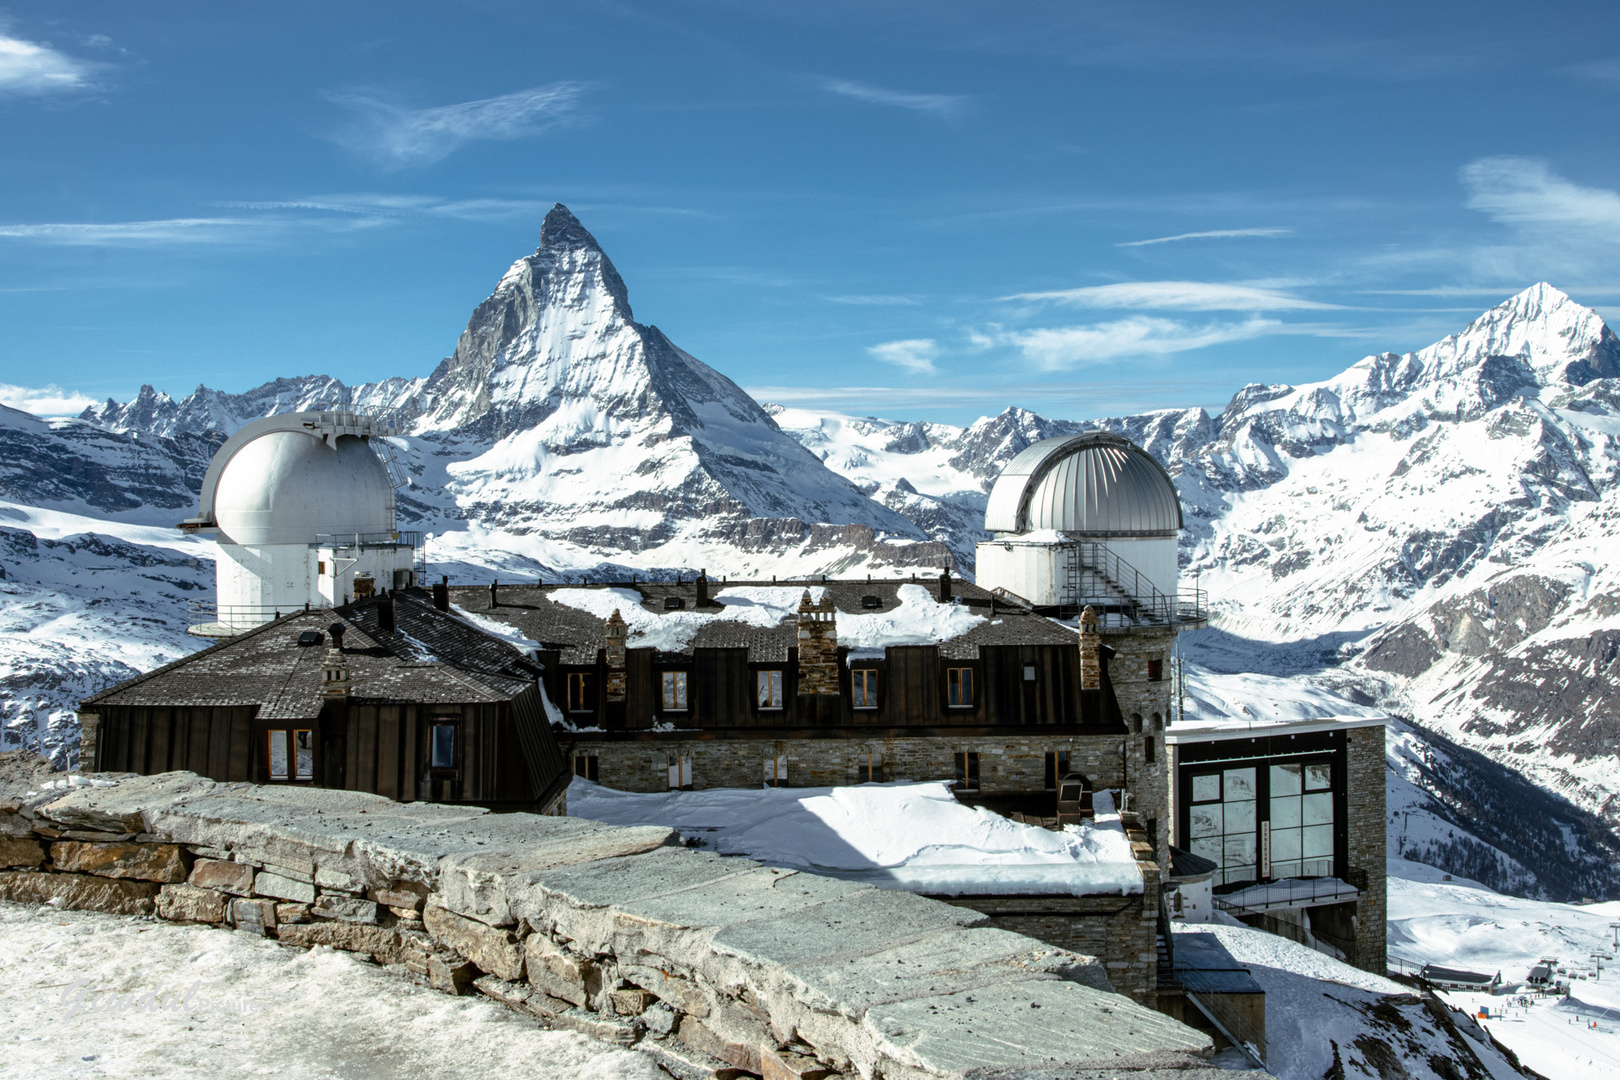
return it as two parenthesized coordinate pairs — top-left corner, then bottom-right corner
(983, 432), (1182, 537)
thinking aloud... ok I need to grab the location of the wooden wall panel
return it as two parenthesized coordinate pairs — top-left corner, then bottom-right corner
(227, 708), (252, 781)
(402, 706), (419, 802)
(377, 704), (400, 800)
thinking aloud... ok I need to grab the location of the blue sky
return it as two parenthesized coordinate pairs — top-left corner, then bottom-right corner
(3, 2), (1620, 426)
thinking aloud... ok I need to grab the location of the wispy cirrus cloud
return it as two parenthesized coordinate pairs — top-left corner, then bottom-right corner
(0, 382), (98, 416)
(823, 293), (922, 306)
(1460, 156), (1620, 232)
(328, 83), (592, 167)
(823, 79), (968, 119)
(224, 193), (550, 222)
(1005, 316), (1279, 370)
(1006, 280), (1338, 311)
(0, 32), (96, 94)
(868, 338), (940, 374)
(0, 218), (261, 245)
(1116, 227), (1291, 247)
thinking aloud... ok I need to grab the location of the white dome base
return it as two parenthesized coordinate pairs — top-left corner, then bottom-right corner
(976, 535), (1179, 609)
(200, 539), (419, 634)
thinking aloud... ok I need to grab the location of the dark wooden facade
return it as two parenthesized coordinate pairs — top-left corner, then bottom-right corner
(537, 641), (1114, 733)
(80, 592), (571, 813)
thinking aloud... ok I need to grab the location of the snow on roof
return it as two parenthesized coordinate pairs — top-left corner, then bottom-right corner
(545, 582), (984, 653)
(567, 779), (1143, 897)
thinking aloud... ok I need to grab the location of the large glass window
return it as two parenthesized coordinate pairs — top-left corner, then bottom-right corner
(1269, 761), (1334, 878)
(1189, 767), (1258, 886)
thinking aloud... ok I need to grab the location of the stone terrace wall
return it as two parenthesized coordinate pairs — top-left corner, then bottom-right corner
(0, 755), (1251, 1080)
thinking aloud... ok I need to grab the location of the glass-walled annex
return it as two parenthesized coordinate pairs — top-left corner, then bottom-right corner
(1173, 728), (1350, 890)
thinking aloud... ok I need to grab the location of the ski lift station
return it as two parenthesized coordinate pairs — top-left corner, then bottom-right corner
(179, 411), (420, 635)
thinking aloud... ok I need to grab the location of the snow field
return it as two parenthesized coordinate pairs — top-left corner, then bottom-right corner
(0, 901), (664, 1080)
(568, 779), (1143, 896)
(1389, 858), (1620, 1078)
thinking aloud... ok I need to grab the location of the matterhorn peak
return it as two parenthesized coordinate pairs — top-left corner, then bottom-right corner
(537, 202), (605, 254)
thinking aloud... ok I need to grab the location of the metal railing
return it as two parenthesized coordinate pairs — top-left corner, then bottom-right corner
(313, 531), (422, 549)
(1212, 876), (1360, 917)
(185, 601), (299, 633)
(1061, 541), (1207, 627)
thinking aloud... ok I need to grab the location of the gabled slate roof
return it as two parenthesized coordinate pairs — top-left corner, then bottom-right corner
(451, 577), (1079, 664)
(82, 589), (539, 719)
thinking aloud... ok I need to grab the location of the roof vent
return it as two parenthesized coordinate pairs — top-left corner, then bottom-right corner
(860, 594), (882, 610)
(297, 631), (324, 647)
(664, 596), (685, 610)
(329, 622), (346, 651)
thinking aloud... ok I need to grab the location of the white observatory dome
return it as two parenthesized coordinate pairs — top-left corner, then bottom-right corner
(213, 430), (394, 546)
(984, 432), (1181, 537)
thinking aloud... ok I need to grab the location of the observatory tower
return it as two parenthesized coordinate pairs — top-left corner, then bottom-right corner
(975, 431), (1205, 863)
(179, 411), (419, 636)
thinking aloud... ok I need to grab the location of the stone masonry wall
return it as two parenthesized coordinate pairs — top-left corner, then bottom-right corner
(1103, 628), (1177, 870)
(1345, 724), (1389, 975)
(0, 754), (1228, 1080)
(934, 811), (1163, 1008)
(564, 734), (1130, 795)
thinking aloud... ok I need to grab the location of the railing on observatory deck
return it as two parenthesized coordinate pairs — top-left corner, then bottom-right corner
(1059, 540), (1206, 628)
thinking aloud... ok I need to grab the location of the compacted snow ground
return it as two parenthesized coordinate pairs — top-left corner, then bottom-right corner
(1389, 858), (1620, 1078)
(0, 901), (664, 1080)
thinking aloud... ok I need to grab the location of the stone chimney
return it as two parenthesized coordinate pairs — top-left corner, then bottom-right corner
(604, 608), (627, 703)
(1079, 606), (1101, 691)
(322, 628), (351, 700)
(489, 579), (500, 609)
(938, 567), (953, 602)
(796, 590), (840, 696)
(432, 576), (450, 611)
(695, 569), (709, 607)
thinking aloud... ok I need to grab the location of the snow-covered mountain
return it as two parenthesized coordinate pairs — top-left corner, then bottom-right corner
(77, 204), (949, 578)
(9, 205), (1620, 903)
(767, 283), (1620, 899)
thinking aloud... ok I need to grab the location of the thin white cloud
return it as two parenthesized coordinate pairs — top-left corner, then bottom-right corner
(0, 33), (94, 94)
(224, 194), (548, 221)
(0, 382), (98, 416)
(868, 338), (940, 374)
(823, 79), (968, 119)
(0, 218), (258, 245)
(1006, 281), (1337, 311)
(1461, 157), (1620, 231)
(822, 294), (922, 306)
(329, 83), (592, 167)
(1116, 227), (1291, 247)
(1006, 316), (1279, 370)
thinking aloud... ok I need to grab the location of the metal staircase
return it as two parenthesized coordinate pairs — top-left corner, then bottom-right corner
(1061, 540), (1205, 628)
